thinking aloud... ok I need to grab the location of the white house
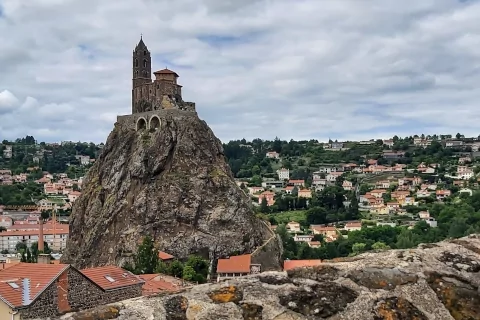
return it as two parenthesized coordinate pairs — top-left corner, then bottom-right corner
(266, 151), (280, 159)
(276, 168), (290, 180)
(425, 218), (438, 228)
(293, 235), (314, 242)
(286, 221), (301, 233)
(342, 180), (353, 191)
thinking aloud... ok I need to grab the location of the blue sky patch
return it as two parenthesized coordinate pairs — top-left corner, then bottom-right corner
(197, 32), (262, 48)
(78, 44), (95, 60)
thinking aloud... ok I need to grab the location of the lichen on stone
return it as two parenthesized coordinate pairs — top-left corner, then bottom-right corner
(374, 297), (428, 320)
(208, 285), (243, 304)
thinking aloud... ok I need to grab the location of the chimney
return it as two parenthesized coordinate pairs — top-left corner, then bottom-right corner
(22, 278), (32, 306)
(38, 218), (44, 252)
(37, 254), (51, 264)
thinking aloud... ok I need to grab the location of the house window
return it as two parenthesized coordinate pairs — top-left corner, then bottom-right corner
(105, 275), (115, 282)
(7, 282), (19, 289)
(143, 60), (147, 68)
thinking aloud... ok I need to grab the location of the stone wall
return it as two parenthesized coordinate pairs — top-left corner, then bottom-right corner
(67, 268), (143, 312)
(133, 80), (183, 114)
(116, 108), (198, 131)
(20, 279), (59, 319)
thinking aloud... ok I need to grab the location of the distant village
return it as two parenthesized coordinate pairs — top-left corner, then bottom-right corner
(236, 136), (480, 247)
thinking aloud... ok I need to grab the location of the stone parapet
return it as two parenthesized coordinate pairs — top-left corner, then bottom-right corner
(116, 108), (198, 131)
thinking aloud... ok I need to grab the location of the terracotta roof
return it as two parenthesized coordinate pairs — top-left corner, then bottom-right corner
(139, 274), (182, 295)
(284, 260), (322, 271)
(0, 229), (69, 237)
(216, 254), (251, 273)
(313, 226), (336, 231)
(0, 263), (69, 308)
(80, 266), (144, 291)
(158, 251), (174, 261)
(289, 180), (305, 183)
(153, 68), (179, 77)
(345, 222), (362, 228)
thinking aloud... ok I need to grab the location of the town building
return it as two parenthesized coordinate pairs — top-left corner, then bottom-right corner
(298, 189), (312, 198)
(3, 145), (12, 159)
(276, 168), (290, 180)
(342, 180), (353, 191)
(288, 179), (305, 187)
(293, 235), (314, 242)
(0, 263), (143, 319)
(216, 254), (261, 282)
(258, 191), (275, 206)
(265, 151), (280, 159)
(0, 223), (69, 252)
(286, 221), (301, 233)
(317, 165), (340, 174)
(344, 222), (362, 232)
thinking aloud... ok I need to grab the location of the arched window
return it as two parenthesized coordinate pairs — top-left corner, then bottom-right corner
(144, 51), (147, 56)
(143, 60), (147, 68)
(135, 70), (138, 77)
(134, 59), (138, 67)
(143, 71), (148, 77)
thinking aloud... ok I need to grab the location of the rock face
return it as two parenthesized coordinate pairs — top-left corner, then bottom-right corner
(59, 235), (480, 320)
(61, 109), (281, 269)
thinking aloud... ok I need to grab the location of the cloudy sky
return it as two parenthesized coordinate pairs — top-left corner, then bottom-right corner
(1, 0), (480, 143)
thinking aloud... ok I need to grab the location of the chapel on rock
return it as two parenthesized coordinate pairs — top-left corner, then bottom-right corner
(117, 37), (196, 131)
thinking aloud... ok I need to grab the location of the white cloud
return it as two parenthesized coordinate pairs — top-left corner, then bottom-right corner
(0, 90), (19, 113)
(0, 0), (479, 143)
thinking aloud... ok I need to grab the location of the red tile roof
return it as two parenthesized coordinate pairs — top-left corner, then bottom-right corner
(158, 251), (174, 261)
(80, 266), (144, 291)
(0, 263), (69, 308)
(153, 68), (179, 76)
(216, 254), (251, 273)
(139, 274), (182, 295)
(284, 260), (322, 271)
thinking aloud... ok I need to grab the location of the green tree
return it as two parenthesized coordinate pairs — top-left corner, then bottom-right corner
(396, 229), (415, 249)
(351, 243), (366, 256)
(182, 265), (196, 281)
(16, 242), (27, 252)
(259, 197), (269, 213)
(184, 255), (209, 283)
(168, 260), (184, 278)
(371, 241), (390, 251)
(134, 236), (158, 274)
(26, 248), (32, 263)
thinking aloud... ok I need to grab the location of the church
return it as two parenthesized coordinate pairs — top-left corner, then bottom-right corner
(131, 37), (195, 114)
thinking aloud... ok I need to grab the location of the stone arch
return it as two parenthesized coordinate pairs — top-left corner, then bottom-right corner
(136, 117), (147, 131)
(149, 116), (161, 130)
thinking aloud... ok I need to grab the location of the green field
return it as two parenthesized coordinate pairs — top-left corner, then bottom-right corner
(268, 210), (307, 225)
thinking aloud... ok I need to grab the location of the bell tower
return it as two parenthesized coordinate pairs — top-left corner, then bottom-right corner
(132, 36), (152, 112)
